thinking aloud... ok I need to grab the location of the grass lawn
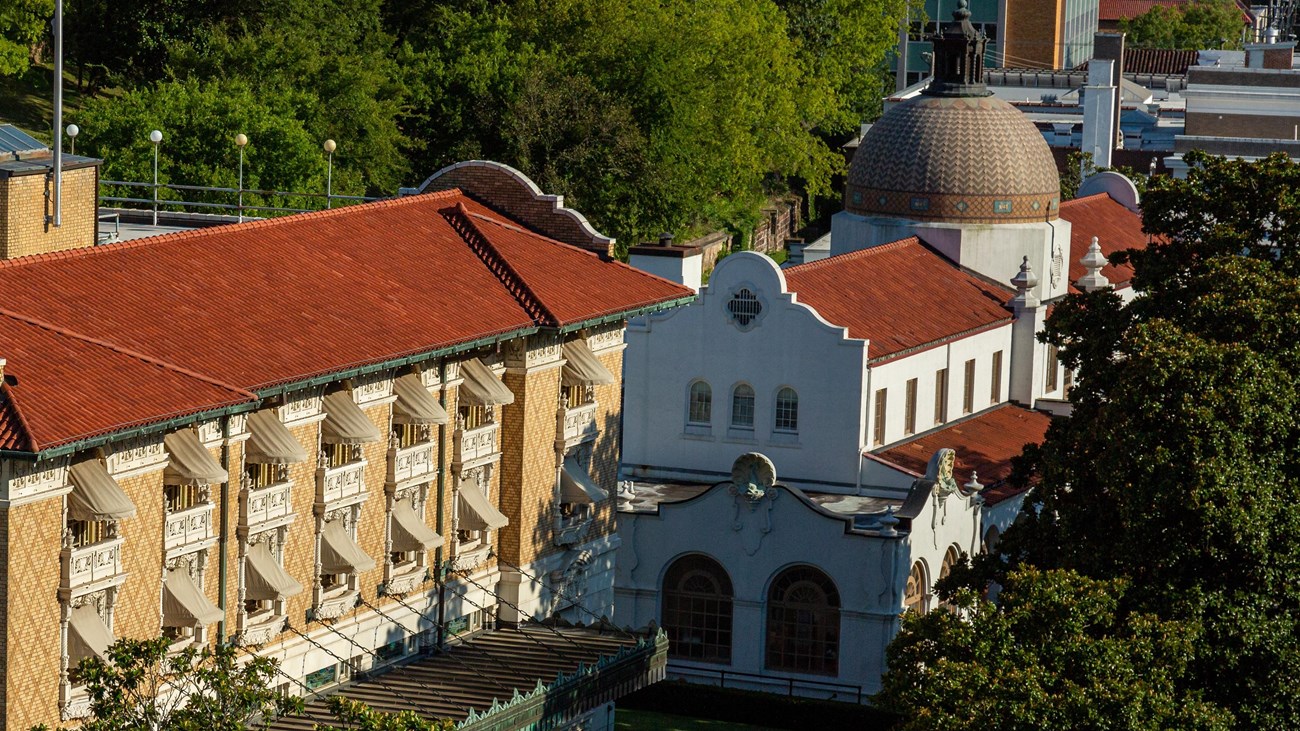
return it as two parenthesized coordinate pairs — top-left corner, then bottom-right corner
(0, 63), (115, 142)
(616, 709), (782, 731)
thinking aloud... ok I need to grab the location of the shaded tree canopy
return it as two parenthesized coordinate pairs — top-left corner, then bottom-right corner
(884, 151), (1300, 730)
(1120, 0), (1246, 50)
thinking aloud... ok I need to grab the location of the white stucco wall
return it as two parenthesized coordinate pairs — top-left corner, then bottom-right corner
(623, 253), (868, 493)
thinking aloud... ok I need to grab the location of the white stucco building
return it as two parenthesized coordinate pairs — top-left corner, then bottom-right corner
(617, 5), (1151, 702)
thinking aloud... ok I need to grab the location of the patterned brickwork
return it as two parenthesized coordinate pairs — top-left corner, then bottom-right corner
(845, 94), (1060, 224)
(0, 166), (98, 260)
(218, 440), (244, 644)
(116, 470), (166, 641)
(589, 348), (624, 541)
(2, 498), (64, 730)
(355, 402), (394, 603)
(283, 422), (321, 629)
(498, 362), (564, 568)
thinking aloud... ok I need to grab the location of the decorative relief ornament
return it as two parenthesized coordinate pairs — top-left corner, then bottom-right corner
(730, 452), (776, 502)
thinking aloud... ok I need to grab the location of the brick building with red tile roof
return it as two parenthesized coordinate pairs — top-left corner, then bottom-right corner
(0, 158), (690, 730)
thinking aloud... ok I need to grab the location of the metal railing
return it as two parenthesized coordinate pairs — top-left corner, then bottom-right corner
(100, 179), (383, 221)
(668, 662), (869, 704)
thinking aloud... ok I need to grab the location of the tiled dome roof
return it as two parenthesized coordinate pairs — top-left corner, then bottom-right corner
(845, 94), (1061, 224)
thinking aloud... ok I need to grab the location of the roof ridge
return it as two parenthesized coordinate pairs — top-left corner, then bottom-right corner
(784, 236), (922, 275)
(441, 202), (559, 326)
(0, 189), (466, 270)
(0, 307), (258, 400)
(1059, 192), (1110, 209)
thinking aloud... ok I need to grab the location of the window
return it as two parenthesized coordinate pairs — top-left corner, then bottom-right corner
(459, 404), (491, 430)
(962, 359), (976, 415)
(322, 442), (355, 469)
(245, 462), (281, 489)
(165, 484), (201, 513)
(903, 562), (928, 614)
(765, 566), (840, 676)
(726, 288), (763, 329)
(904, 379), (918, 435)
(392, 423), (426, 449)
(69, 519), (109, 548)
(731, 385), (755, 429)
(938, 546), (961, 612)
(1064, 367), (1075, 395)
(687, 381), (712, 425)
(1046, 345), (1060, 393)
(662, 555), (734, 664)
(562, 383), (589, 408)
(774, 388), (798, 433)
(934, 368), (949, 424)
(991, 350), (1003, 403)
(872, 389), (888, 446)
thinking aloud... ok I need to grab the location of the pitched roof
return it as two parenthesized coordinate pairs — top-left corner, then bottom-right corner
(783, 238), (1014, 360)
(0, 190), (690, 453)
(1059, 193), (1149, 291)
(1100, 0), (1253, 24)
(1123, 48), (1199, 76)
(872, 404), (1053, 505)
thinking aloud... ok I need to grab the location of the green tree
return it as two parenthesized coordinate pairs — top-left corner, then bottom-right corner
(878, 568), (1232, 731)
(0, 0), (51, 76)
(33, 637), (303, 731)
(76, 77), (330, 208)
(966, 151), (1300, 729)
(1120, 0), (1245, 50)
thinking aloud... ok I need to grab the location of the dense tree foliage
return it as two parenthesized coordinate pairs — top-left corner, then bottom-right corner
(32, 637), (303, 731)
(878, 568), (1232, 730)
(885, 151), (1300, 729)
(1120, 0), (1246, 50)
(0, 0), (51, 76)
(49, 0), (908, 245)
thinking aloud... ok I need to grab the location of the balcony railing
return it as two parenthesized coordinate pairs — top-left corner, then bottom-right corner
(164, 503), (215, 551)
(561, 402), (599, 445)
(455, 423), (499, 468)
(320, 460), (367, 505)
(389, 441), (436, 486)
(245, 481), (292, 528)
(66, 537), (124, 590)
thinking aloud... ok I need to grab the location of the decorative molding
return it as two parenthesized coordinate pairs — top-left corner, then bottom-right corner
(352, 372), (394, 407)
(105, 435), (168, 479)
(66, 537), (126, 593)
(164, 503), (217, 557)
(559, 402), (599, 449)
(279, 389), (324, 426)
(384, 569), (425, 597)
(243, 480), (294, 532)
(389, 441), (436, 489)
(196, 419), (223, 447)
(318, 459), (368, 510)
(451, 545), (491, 573)
(503, 332), (564, 373)
(454, 423), (500, 472)
(3, 457), (70, 505)
(584, 325), (625, 354)
(314, 590), (359, 620)
(239, 619), (282, 647)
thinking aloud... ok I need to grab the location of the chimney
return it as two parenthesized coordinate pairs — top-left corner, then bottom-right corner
(1246, 40), (1295, 69)
(1082, 59), (1117, 169)
(0, 124), (100, 260)
(1093, 33), (1125, 151)
(628, 234), (704, 292)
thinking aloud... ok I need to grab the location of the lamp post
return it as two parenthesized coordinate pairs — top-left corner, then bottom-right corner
(65, 124), (78, 156)
(235, 133), (248, 222)
(149, 129), (163, 226)
(323, 139), (336, 209)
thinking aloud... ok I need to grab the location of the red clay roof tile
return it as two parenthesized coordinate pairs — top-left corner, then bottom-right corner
(783, 238), (1014, 360)
(0, 189), (691, 453)
(872, 403), (1053, 505)
(1059, 193), (1149, 291)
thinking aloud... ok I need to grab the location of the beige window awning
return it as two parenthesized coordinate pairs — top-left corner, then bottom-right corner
(393, 374), (449, 426)
(69, 604), (114, 666)
(457, 477), (509, 531)
(163, 569), (224, 628)
(560, 457), (609, 504)
(391, 498), (444, 552)
(246, 411), (310, 465)
(322, 392), (382, 445)
(458, 359), (515, 407)
(561, 341), (617, 387)
(321, 520), (377, 574)
(163, 429), (227, 486)
(245, 542), (304, 601)
(68, 459), (137, 522)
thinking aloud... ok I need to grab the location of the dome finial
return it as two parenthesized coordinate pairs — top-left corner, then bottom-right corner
(954, 0), (971, 21)
(1077, 236), (1111, 292)
(924, 0), (989, 98)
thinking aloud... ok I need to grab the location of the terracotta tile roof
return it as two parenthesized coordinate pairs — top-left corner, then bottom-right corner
(783, 238), (1014, 360)
(1059, 193), (1149, 291)
(1124, 48), (1199, 76)
(872, 403), (1053, 505)
(1100, 0), (1252, 24)
(0, 190), (691, 453)
(0, 311), (255, 451)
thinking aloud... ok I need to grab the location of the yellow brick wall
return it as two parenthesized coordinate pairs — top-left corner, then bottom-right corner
(1004, 0), (1062, 70)
(589, 347), (625, 541)
(0, 166), (98, 260)
(115, 471), (165, 642)
(282, 422), (320, 629)
(498, 363), (563, 569)
(2, 498), (65, 730)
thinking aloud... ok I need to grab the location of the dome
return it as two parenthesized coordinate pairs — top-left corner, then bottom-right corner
(846, 94), (1061, 225)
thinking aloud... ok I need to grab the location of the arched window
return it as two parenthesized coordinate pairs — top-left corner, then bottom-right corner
(662, 555), (733, 663)
(982, 526), (1001, 554)
(937, 546), (961, 612)
(731, 384), (755, 429)
(687, 381), (712, 425)
(774, 387), (798, 432)
(765, 566), (840, 675)
(903, 561), (928, 614)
